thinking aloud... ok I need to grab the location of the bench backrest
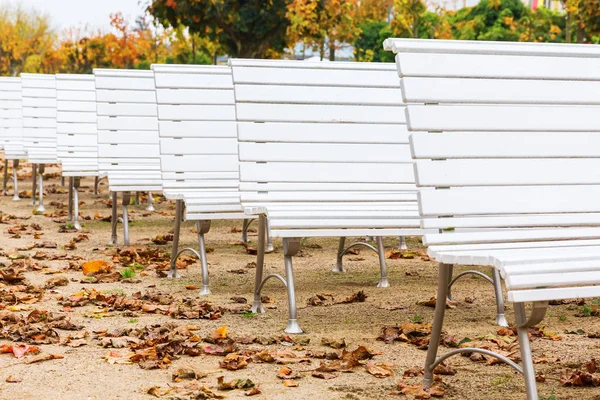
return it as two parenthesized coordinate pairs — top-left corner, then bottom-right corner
(56, 74), (99, 177)
(385, 38), (600, 246)
(152, 64), (240, 208)
(94, 69), (161, 192)
(229, 59), (417, 209)
(0, 77), (26, 159)
(21, 74), (58, 164)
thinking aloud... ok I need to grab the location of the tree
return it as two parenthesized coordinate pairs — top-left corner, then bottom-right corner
(355, 0), (392, 24)
(148, 0), (290, 59)
(286, 0), (361, 61)
(451, 0), (528, 41)
(354, 21), (394, 62)
(391, 0), (428, 38)
(561, 0), (600, 43)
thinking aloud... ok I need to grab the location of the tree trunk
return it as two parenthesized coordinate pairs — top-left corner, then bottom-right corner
(577, 25), (585, 43)
(329, 40), (335, 61)
(320, 41), (325, 61)
(566, 13), (572, 42)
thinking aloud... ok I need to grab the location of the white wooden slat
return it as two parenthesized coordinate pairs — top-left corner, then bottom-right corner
(158, 121), (237, 137)
(157, 104), (234, 121)
(57, 135), (97, 147)
(164, 180), (238, 189)
(95, 89), (156, 104)
(242, 192), (417, 202)
(22, 97), (56, 108)
(235, 85), (403, 105)
(422, 214), (600, 230)
(269, 228), (424, 238)
(424, 228), (600, 246)
(21, 75), (55, 89)
(418, 186), (600, 216)
(97, 130), (158, 144)
(21, 88), (56, 99)
(0, 120), (22, 128)
(94, 76), (155, 91)
(242, 202), (417, 211)
(270, 219), (420, 229)
(155, 89), (234, 105)
(415, 159), (600, 186)
(162, 172), (238, 180)
(97, 117), (158, 131)
(239, 142), (412, 163)
(22, 108), (56, 118)
(160, 138), (237, 155)
(57, 91), (96, 102)
(241, 162), (415, 184)
(385, 38), (600, 57)
(407, 104), (600, 132)
(509, 286), (600, 303)
(56, 79), (95, 91)
(99, 144), (160, 158)
(0, 99), (22, 108)
(237, 103), (406, 124)
(97, 103), (157, 117)
(154, 73), (233, 89)
(160, 155), (238, 172)
(430, 239), (600, 255)
(231, 64), (399, 88)
(402, 77), (600, 105)
(503, 259), (600, 277)
(56, 112), (96, 124)
(240, 182), (417, 192)
(22, 118), (56, 129)
(57, 101), (96, 112)
(410, 132), (600, 159)
(57, 123), (97, 135)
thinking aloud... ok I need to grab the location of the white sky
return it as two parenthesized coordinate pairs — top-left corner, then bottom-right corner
(0, 0), (148, 32)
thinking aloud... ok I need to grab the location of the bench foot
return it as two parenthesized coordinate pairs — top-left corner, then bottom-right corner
(335, 236), (389, 287)
(398, 236), (407, 250)
(333, 237), (348, 272)
(72, 177), (81, 230)
(11, 160), (19, 201)
(145, 191), (155, 212)
(122, 192), (131, 246)
(169, 199), (184, 277)
(492, 268), (509, 327)
(34, 164), (45, 213)
(196, 220), (212, 295)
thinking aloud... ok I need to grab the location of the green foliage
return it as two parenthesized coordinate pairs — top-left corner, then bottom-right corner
(120, 267), (136, 279)
(149, 0), (290, 58)
(354, 21), (394, 62)
(409, 313), (423, 323)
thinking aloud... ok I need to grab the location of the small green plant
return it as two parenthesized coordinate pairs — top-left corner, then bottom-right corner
(410, 314), (424, 323)
(491, 375), (512, 386)
(128, 319), (138, 323)
(580, 304), (593, 317)
(120, 267), (136, 279)
(241, 311), (255, 319)
(130, 262), (144, 271)
(558, 314), (567, 322)
(539, 392), (556, 400)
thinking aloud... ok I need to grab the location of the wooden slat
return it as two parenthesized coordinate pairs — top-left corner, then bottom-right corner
(157, 104), (234, 121)
(154, 73), (232, 89)
(160, 138), (236, 155)
(407, 104), (600, 132)
(97, 117), (158, 131)
(155, 89), (234, 105)
(97, 103), (157, 117)
(158, 121), (237, 137)
(96, 89), (156, 104)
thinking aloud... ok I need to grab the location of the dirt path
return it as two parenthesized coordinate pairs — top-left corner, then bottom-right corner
(0, 163), (597, 400)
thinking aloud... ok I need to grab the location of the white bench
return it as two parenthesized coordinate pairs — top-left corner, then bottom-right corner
(94, 69), (162, 245)
(56, 74), (102, 230)
(21, 73), (58, 212)
(0, 77), (26, 200)
(152, 64), (272, 295)
(230, 59), (423, 333)
(386, 38), (600, 399)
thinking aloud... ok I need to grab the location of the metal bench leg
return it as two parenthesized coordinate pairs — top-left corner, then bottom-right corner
(265, 217), (274, 252)
(446, 264), (454, 301)
(398, 236), (407, 250)
(333, 237), (347, 272)
(196, 220), (211, 295)
(492, 268), (509, 327)
(251, 215), (267, 314)
(241, 218), (251, 243)
(424, 263), (453, 387)
(375, 236), (390, 288)
(72, 177), (81, 230)
(2, 159), (7, 196)
(35, 164), (45, 212)
(515, 301), (547, 400)
(68, 177), (74, 221)
(93, 176), (99, 195)
(109, 191), (118, 246)
(31, 163), (37, 205)
(134, 191), (140, 205)
(168, 199), (183, 278)
(145, 191), (155, 212)
(11, 160), (19, 201)
(61, 176), (65, 187)
(283, 237), (302, 334)
(122, 192), (131, 246)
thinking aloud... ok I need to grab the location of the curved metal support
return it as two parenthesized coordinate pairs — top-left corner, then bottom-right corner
(333, 237), (347, 272)
(251, 215), (267, 314)
(170, 247), (211, 295)
(93, 176), (99, 195)
(375, 236), (389, 288)
(430, 348), (523, 374)
(283, 237), (302, 334)
(492, 268), (508, 327)
(122, 192), (131, 246)
(30, 163), (37, 205)
(195, 220), (212, 295)
(109, 191), (118, 246)
(68, 177), (74, 221)
(448, 270), (493, 289)
(517, 301), (548, 329)
(2, 159), (8, 196)
(339, 241), (379, 256)
(446, 264), (454, 301)
(256, 273), (288, 294)
(35, 164), (45, 213)
(241, 219), (251, 243)
(265, 217), (274, 252)
(169, 199), (183, 278)
(11, 160), (19, 201)
(72, 177), (81, 230)
(145, 191), (155, 212)
(398, 236), (407, 250)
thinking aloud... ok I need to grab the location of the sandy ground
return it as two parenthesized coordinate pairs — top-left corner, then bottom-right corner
(0, 164), (598, 400)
